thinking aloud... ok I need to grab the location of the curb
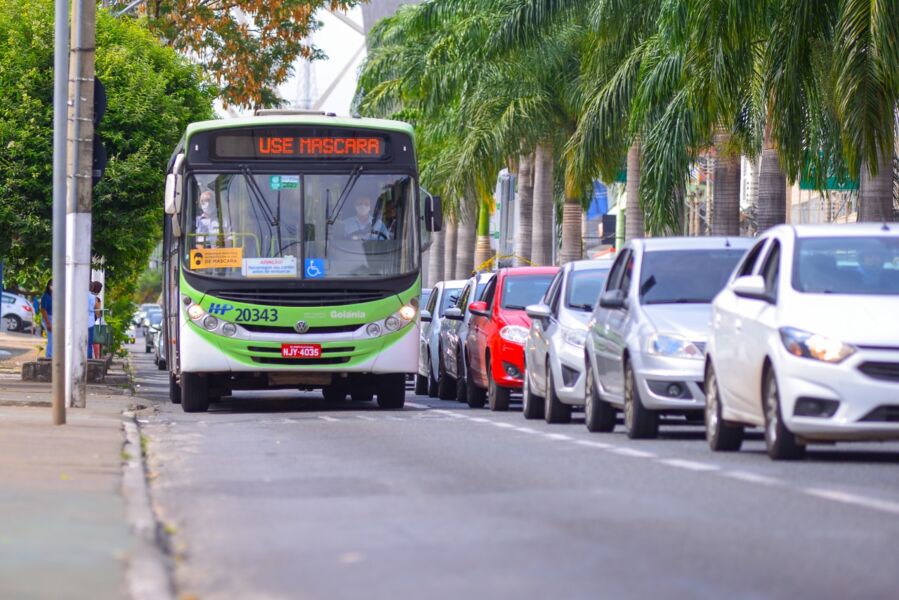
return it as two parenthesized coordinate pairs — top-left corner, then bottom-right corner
(122, 411), (175, 600)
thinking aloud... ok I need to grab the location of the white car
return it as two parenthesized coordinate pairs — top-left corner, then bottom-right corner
(2, 292), (34, 333)
(415, 279), (466, 398)
(524, 259), (612, 423)
(705, 224), (899, 460)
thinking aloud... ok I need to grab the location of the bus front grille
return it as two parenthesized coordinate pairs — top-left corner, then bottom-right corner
(250, 356), (352, 366)
(241, 323), (362, 335)
(208, 289), (390, 307)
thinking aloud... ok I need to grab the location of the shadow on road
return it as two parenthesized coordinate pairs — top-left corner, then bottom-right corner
(208, 391), (426, 415)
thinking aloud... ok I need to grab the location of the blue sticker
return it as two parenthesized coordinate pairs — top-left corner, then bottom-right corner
(208, 303), (234, 315)
(305, 258), (325, 279)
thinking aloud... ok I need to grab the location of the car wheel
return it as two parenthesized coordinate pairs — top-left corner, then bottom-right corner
(427, 353), (439, 398)
(455, 351), (469, 404)
(414, 373), (428, 396)
(437, 349), (457, 400)
(704, 362), (743, 451)
(521, 365), (544, 420)
(763, 367), (805, 460)
(181, 372), (210, 413)
(544, 364), (572, 424)
(376, 373), (406, 409)
(169, 372), (181, 405)
(3, 314), (22, 332)
(584, 356), (615, 433)
(623, 359), (658, 439)
(487, 360), (510, 412)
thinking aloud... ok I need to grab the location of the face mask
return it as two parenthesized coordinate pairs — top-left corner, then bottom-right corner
(201, 202), (209, 213)
(356, 205), (371, 218)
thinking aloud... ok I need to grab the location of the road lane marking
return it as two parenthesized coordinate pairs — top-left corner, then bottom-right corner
(492, 422), (516, 429)
(609, 447), (657, 459)
(544, 433), (573, 441)
(318, 416), (339, 422)
(514, 427), (540, 434)
(657, 458), (720, 472)
(430, 409), (466, 418)
(355, 415), (376, 421)
(406, 402), (428, 409)
(803, 488), (899, 516)
(469, 417), (491, 423)
(574, 439), (612, 449)
(720, 470), (783, 487)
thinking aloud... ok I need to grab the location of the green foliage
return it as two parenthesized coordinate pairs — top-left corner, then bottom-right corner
(136, 266), (162, 304)
(0, 0), (214, 348)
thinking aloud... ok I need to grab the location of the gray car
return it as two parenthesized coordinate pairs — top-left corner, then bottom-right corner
(439, 272), (495, 404)
(524, 259), (612, 422)
(584, 237), (753, 438)
(416, 279), (466, 398)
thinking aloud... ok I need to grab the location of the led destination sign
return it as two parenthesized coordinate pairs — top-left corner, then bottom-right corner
(212, 129), (389, 160)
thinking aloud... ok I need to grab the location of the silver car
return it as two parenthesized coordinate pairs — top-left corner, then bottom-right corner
(440, 272), (495, 404)
(585, 237), (753, 438)
(524, 259), (612, 422)
(416, 279), (466, 398)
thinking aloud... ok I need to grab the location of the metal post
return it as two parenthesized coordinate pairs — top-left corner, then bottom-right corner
(52, 0), (70, 425)
(64, 0), (95, 409)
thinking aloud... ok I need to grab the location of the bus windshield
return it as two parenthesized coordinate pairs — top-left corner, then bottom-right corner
(184, 172), (418, 280)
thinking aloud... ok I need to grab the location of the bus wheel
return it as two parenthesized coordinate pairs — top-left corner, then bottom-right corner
(322, 384), (347, 403)
(376, 374), (406, 409)
(169, 372), (181, 405)
(181, 372), (209, 413)
(352, 391), (374, 402)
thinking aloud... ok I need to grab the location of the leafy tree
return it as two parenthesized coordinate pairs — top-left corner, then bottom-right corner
(0, 0), (214, 346)
(120, 0), (358, 108)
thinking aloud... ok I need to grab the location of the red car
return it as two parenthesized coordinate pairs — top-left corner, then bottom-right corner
(464, 266), (560, 410)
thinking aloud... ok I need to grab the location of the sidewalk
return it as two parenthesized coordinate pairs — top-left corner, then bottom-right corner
(0, 377), (137, 599)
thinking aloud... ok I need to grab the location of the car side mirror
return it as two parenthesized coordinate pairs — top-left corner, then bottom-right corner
(525, 303), (551, 322)
(732, 275), (771, 302)
(420, 309), (432, 322)
(444, 307), (463, 320)
(598, 289), (627, 310)
(425, 194), (443, 232)
(469, 301), (488, 317)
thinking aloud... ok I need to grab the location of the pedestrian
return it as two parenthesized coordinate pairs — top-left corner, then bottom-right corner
(91, 281), (103, 359)
(32, 295), (41, 336)
(40, 280), (52, 358)
(87, 283), (98, 359)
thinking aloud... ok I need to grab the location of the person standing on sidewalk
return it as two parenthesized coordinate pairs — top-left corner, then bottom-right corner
(40, 280), (52, 358)
(90, 281), (103, 358)
(87, 285), (98, 359)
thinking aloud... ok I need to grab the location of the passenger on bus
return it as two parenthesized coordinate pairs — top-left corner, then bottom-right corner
(195, 191), (220, 246)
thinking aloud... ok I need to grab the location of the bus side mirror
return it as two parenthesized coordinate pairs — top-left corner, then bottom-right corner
(426, 195), (443, 232)
(164, 173), (177, 214)
(165, 153), (185, 215)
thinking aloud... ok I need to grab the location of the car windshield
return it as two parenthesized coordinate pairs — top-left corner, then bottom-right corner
(566, 268), (609, 310)
(501, 274), (555, 309)
(640, 249), (747, 305)
(793, 236), (899, 295)
(184, 172), (418, 279)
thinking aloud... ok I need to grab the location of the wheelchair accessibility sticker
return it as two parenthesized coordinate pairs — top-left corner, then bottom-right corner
(305, 258), (325, 279)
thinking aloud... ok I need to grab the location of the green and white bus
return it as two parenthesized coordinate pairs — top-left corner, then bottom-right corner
(161, 111), (442, 412)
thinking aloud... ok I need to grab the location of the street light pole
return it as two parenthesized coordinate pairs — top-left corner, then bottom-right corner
(52, 0), (70, 425)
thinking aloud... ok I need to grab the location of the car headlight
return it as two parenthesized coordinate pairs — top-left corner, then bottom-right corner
(779, 327), (855, 363)
(562, 326), (588, 348)
(646, 333), (703, 360)
(499, 325), (528, 345)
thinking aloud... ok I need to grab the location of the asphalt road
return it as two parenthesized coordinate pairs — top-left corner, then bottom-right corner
(130, 340), (899, 600)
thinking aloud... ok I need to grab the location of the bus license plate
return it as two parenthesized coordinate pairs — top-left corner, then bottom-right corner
(281, 344), (322, 359)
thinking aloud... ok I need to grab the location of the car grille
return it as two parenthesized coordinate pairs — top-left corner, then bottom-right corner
(209, 289), (389, 307)
(241, 323), (362, 335)
(858, 362), (899, 383)
(859, 406), (899, 422)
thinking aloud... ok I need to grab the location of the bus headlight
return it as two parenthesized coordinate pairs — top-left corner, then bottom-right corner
(202, 315), (219, 331)
(221, 322), (238, 337)
(366, 323), (381, 337)
(399, 304), (416, 321)
(187, 304), (206, 320)
(384, 315), (401, 331)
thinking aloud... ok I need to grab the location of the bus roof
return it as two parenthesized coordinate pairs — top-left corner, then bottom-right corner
(183, 115), (416, 142)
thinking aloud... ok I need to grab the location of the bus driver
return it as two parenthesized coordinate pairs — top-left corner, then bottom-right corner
(342, 195), (390, 241)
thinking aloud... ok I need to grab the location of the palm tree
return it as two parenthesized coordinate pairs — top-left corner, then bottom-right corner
(530, 143), (555, 265)
(514, 152), (534, 264)
(455, 195), (476, 278)
(624, 140), (644, 241)
(427, 230), (445, 287)
(443, 218), (457, 281)
(474, 193), (493, 269)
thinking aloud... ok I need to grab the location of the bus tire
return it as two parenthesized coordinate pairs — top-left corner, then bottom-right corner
(323, 384), (347, 403)
(376, 374), (405, 409)
(169, 372), (181, 405)
(181, 372), (209, 413)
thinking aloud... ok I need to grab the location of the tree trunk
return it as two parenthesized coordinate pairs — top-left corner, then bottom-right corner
(514, 152), (534, 265)
(559, 170), (583, 264)
(625, 140), (644, 241)
(531, 143), (555, 265)
(474, 193), (493, 269)
(427, 229), (444, 288)
(454, 197), (476, 279)
(443, 218), (457, 281)
(756, 143), (786, 233)
(711, 132), (741, 236)
(857, 148), (895, 222)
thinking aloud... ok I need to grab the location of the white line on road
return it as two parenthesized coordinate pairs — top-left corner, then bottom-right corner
(609, 447), (657, 459)
(803, 488), (899, 516)
(720, 470), (783, 487)
(406, 402), (428, 409)
(657, 458), (721, 472)
(514, 427), (541, 434)
(469, 417), (491, 424)
(492, 422), (516, 429)
(356, 415), (376, 421)
(573, 439), (611, 449)
(544, 433), (573, 441)
(318, 416), (339, 422)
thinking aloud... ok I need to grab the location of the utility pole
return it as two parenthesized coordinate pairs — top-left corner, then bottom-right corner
(64, 0), (96, 410)
(52, 0), (70, 425)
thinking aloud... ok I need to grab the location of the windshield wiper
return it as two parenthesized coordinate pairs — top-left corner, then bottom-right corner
(327, 165), (363, 225)
(240, 165), (282, 255)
